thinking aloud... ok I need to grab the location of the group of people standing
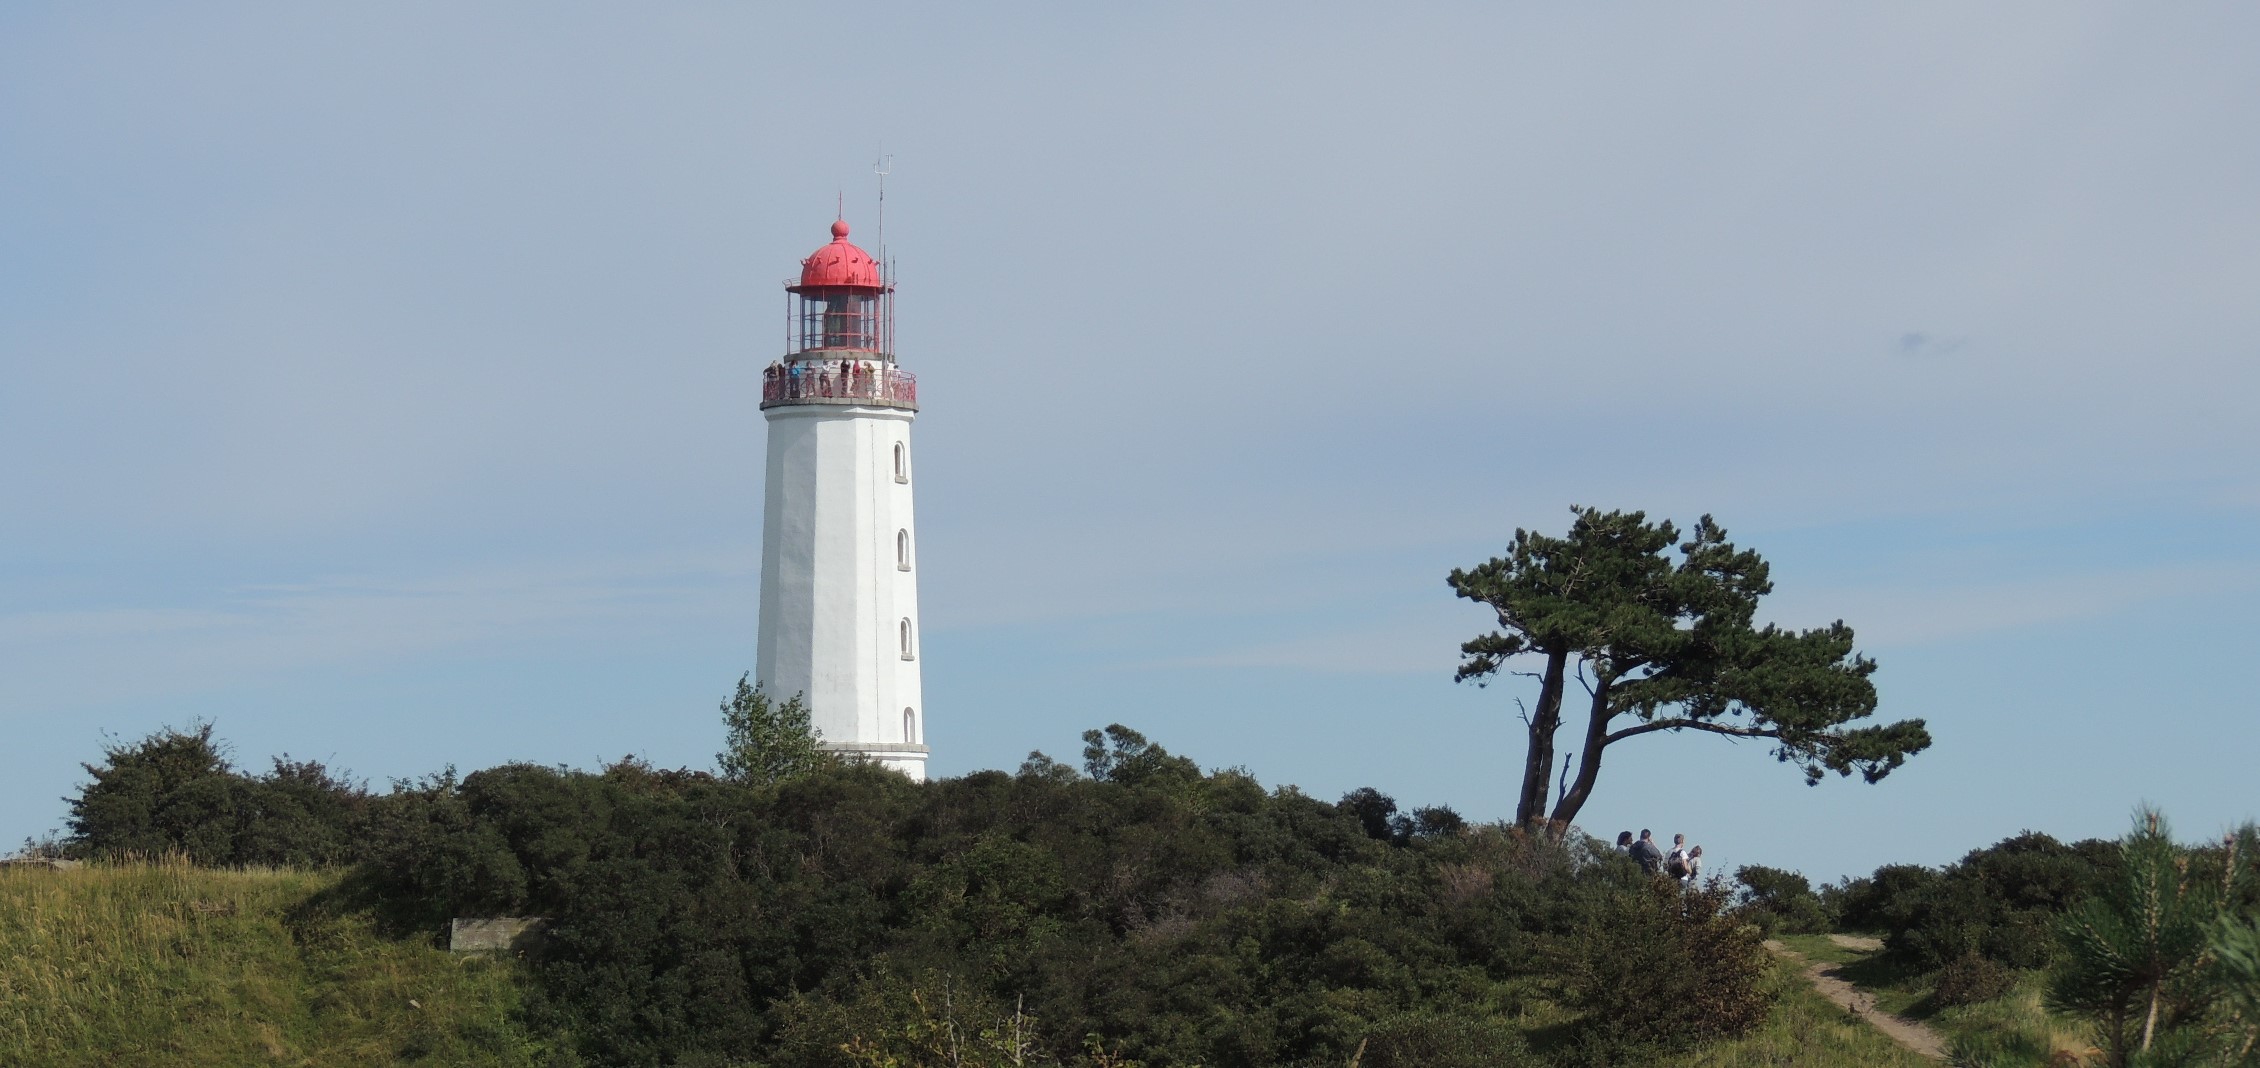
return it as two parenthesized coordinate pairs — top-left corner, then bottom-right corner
(1616, 828), (1703, 885)
(759, 361), (881, 404)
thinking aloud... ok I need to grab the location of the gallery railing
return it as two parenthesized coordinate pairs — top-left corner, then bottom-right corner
(760, 364), (918, 410)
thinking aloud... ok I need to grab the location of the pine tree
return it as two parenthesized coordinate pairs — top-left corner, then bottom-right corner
(2047, 810), (2251, 1066)
(2214, 911), (2260, 1065)
(1449, 507), (1930, 830)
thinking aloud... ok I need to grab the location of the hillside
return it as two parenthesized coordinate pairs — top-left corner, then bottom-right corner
(60, 722), (2260, 1066)
(0, 860), (548, 1067)
(0, 860), (1950, 1068)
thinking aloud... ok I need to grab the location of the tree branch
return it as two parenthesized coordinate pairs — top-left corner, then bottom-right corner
(1607, 718), (1782, 745)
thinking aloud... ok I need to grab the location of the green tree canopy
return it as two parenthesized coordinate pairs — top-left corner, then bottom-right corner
(65, 721), (366, 865)
(1448, 507), (1931, 830)
(717, 675), (833, 786)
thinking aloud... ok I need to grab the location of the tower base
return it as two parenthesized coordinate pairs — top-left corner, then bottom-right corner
(822, 742), (930, 782)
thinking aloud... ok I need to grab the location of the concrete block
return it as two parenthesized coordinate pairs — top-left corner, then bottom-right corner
(448, 916), (547, 954)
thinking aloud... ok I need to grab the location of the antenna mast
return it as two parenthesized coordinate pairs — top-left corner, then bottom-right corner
(873, 151), (894, 261)
(874, 152), (895, 358)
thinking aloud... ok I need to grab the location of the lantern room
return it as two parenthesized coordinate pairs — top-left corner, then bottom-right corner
(786, 219), (892, 359)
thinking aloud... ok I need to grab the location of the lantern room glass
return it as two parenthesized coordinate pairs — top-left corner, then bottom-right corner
(797, 292), (881, 353)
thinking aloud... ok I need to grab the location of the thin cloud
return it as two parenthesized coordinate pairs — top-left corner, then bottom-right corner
(1897, 331), (1967, 357)
(0, 549), (756, 710)
(1771, 563), (2260, 650)
(1167, 562), (2260, 676)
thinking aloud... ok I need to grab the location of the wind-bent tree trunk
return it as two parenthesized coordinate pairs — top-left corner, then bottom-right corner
(1448, 508), (1932, 834)
(1550, 673), (1613, 828)
(1488, 649), (1567, 827)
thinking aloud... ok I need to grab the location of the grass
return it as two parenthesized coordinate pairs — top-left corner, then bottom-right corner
(0, 859), (552, 1067)
(1660, 957), (1939, 1067)
(1771, 933), (2098, 1068)
(1926, 975), (2095, 1068)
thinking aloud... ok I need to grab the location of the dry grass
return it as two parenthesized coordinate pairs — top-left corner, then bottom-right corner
(0, 858), (548, 1067)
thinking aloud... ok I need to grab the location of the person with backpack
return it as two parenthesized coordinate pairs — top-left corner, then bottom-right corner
(1629, 829), (1664, 875)
(1665, 835), (1699, 884)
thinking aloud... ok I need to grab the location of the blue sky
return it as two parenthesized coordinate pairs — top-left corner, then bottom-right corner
(4, 4), (2256, 883)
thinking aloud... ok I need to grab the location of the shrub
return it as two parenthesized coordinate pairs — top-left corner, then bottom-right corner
(1733, 864), (1831, 935)
(1839, 832), (2120, 972)
(769, 967), (1062, 1068)
(1336, 788), (1469, 847)
(235, 757), (367, 866)
(1354, 1011), (1539, 1068)
(1932, 950), (2017, 1007)
(66, 722), (243, 862)
(65, 722), (367, 867)
(66, 719), (1787, 1067)
(1825, 862), (1940, 933)
(345, 732), (1774, 1067)
(1554, 878), (1776, 1054)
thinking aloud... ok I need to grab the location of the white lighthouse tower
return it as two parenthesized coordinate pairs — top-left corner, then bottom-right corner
(755, 218), (927, 780)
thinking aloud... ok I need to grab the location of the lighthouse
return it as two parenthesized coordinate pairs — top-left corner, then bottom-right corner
(754, 218), (927, 780)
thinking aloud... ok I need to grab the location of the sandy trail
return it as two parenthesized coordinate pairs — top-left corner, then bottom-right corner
(1764, 939), (1947, 1061)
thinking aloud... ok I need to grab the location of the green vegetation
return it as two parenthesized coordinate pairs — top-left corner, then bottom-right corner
(1731, 864), (1833, 937)
(718, 676), (832, 786)
(1772, 934), (2093, 1065)
(1448, 507), (1931, 830)
(2048, 811), (2256, 1065)
(342, 734), (1779, 1067)
(1829, 830), (2124, 973)
(0, 859), (546, 1067)
(1773, 812), (2260, 1067)
(58, 718), (1788, 1067)
(39, 691), (2258, 1065)
(1676, 958), (1938, 1068)
(66, 722), (367, 867)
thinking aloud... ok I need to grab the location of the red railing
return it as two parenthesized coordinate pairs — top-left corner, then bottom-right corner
(761, 363), (918, 410)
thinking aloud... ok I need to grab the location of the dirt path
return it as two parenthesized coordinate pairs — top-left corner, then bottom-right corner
(1765, 939), (1947, 1061)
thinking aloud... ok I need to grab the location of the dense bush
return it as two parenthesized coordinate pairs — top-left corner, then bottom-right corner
(66, 721), (1774, 1066)
(1831, 831), (2119, 972)
(337, 730), (1767, 1067)
(1930, 950), (2016, 1008)
(1822, 862), (1937, 933)
(1731, 865), (1832, 936)
(66, 722), (368, 867)
(1355, 1011), (1540, 1068)
(1553, 877), (1775, 1055)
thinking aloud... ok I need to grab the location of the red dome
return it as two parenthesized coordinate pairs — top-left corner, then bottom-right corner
(788, 218), (885, 292)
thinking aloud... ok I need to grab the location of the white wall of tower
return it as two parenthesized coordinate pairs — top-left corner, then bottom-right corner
(755, 402), (927, 780)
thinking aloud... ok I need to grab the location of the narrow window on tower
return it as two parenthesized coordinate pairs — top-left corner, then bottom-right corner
(904, 707), (917, 743)
(893, 442), (908, 483)
(897, 529), (911, 571)
(900, 618), (915, 660)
